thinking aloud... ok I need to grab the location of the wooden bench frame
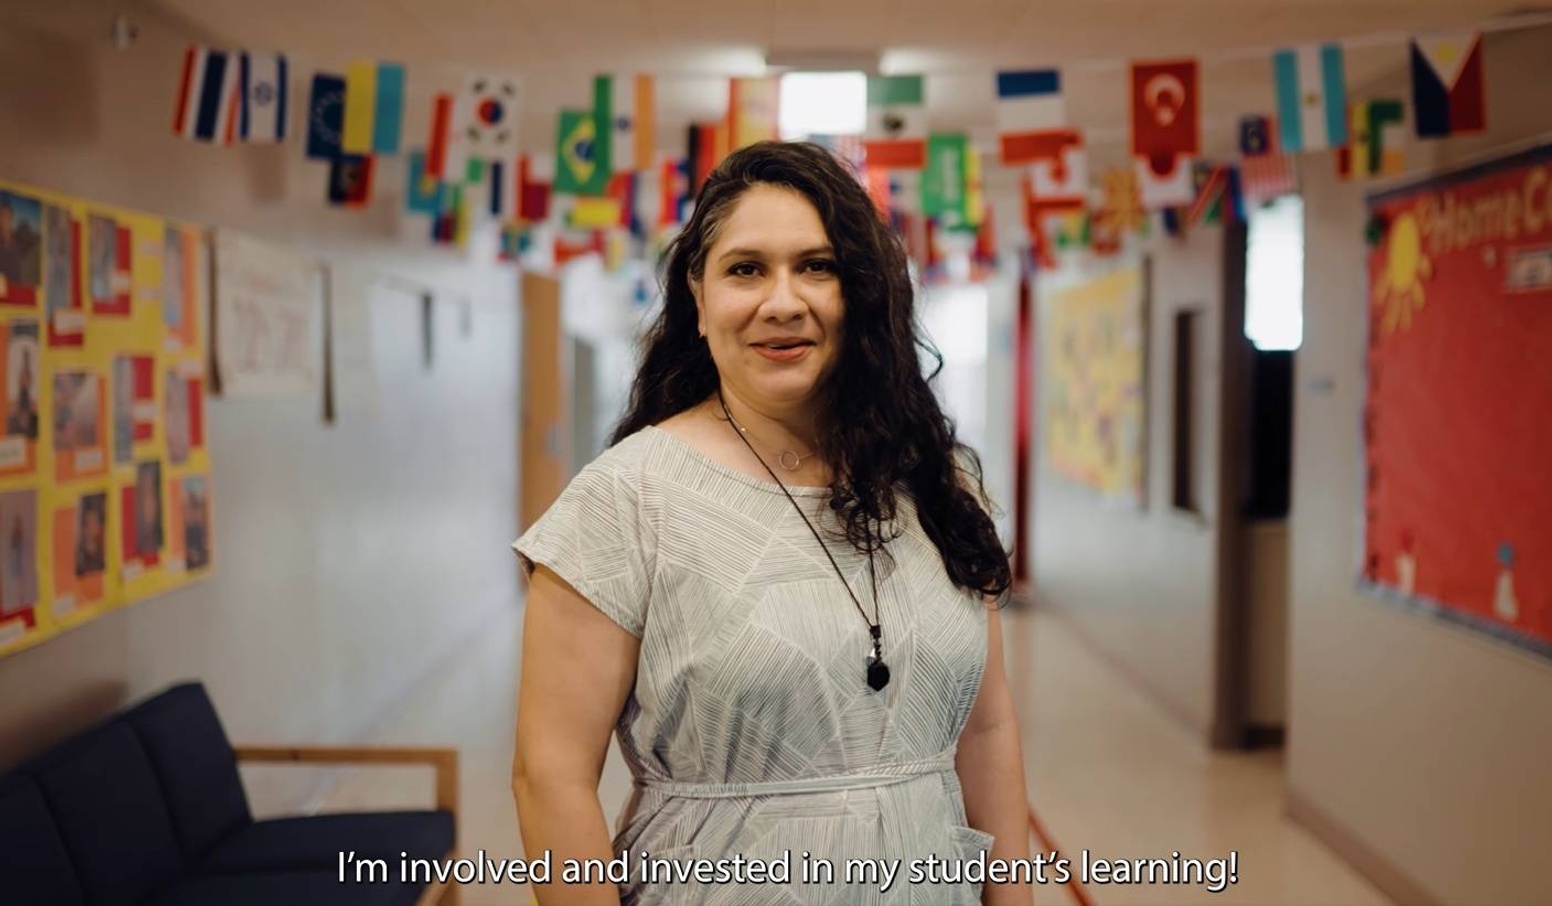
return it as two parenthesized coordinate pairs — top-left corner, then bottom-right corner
(234, 745), (461, 906)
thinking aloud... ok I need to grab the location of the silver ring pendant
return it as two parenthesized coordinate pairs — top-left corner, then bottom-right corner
(778, 451), (803, 471)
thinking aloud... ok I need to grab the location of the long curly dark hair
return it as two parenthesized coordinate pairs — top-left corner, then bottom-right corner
(611, 141), (1010, 601)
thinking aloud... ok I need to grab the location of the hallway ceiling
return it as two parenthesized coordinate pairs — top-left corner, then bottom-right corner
(6, 0), (1540, 157)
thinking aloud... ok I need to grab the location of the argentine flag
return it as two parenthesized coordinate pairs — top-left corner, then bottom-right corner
(1273, 44), (1348, 153)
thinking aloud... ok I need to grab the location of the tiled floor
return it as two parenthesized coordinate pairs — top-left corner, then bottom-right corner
(320, 603), (1390, 906)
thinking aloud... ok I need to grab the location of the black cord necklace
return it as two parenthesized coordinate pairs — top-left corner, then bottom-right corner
(717, 390), (891, 692)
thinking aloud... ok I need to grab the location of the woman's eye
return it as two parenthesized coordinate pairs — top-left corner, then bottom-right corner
(805, 260), (837, 274)
(729, 263), (760, 278)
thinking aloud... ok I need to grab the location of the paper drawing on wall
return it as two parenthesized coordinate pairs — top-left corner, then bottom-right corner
(1042, 267), (1148, 503)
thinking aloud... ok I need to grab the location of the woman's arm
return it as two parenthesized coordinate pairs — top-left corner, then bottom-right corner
(955, 603), (1035, 906)
(513, 564), (640, 906)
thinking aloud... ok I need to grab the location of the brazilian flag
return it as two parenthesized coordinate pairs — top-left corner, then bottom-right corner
(554, 77), (613, 195)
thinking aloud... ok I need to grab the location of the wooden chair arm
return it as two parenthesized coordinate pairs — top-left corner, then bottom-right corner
(233, 745), (460, 815)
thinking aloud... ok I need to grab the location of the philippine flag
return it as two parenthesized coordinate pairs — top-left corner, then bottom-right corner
(173, 46), (240, 144)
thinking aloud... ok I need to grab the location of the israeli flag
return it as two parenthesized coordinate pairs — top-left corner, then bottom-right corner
(240, 53), (289, 143)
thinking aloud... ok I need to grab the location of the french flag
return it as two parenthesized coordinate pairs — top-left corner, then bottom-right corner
(173, 46), (240, 144)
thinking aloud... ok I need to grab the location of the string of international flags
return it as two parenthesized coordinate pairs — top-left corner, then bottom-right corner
(169, 21), (1501, 266)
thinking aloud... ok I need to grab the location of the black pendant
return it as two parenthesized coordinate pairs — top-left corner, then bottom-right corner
(867, 658), (891, 691)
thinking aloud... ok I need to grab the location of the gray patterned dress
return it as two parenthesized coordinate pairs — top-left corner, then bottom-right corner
(514, 426), (994, 904)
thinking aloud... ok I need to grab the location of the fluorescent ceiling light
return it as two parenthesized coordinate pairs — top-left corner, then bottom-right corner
(778, 72), (867, 139)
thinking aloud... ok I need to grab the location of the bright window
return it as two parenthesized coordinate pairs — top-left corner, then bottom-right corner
(1244, 195), (1304, 351)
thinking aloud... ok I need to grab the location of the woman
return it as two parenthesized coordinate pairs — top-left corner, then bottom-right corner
(513, 141), (1032, 905)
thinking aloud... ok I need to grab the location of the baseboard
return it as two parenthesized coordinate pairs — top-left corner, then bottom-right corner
(1285, 787), (1443, 906)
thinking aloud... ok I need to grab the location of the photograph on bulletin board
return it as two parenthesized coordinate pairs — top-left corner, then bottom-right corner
(44, 202), (85, 347)
(167, 473), (212, 575)
(163, 225), (201, 350)
(165, 367), (204, 465)
(88, 212), (132, 316)
(120, 459), (163, 579)
(1362, 141), (1552, 661)
(1, 319), (40, 476)
(0, 488), (40, 629)
(51, 489), (109, 621)
(113, 354), (156, 465)
(0, 190), (43, 307)
(53, 369), (110, 483)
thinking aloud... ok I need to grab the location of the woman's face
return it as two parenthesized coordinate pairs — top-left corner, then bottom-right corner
(692, 184), (844, 418)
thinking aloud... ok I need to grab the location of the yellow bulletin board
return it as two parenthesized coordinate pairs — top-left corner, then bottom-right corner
(0, 179), (214, 658)
(1041, 265), (1148, 504)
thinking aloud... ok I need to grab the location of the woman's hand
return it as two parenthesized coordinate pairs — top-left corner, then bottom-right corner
(956, 604), (1035, 906)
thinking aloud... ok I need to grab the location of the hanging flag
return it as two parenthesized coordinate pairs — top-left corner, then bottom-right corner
(1131, 58), (1200, 199)
(569, 196), (623, 229)
(455, 74), (521, 162)
(426, 92), (456, 180)
(659, 157), (686, 227)
(728, 77), (781, 151)
(488, 159), (509, 218)
(1241, 153), (1298, 204)
(1273, 43), (1349, 152)
(518, 155), (552, 224)
(173, 46), (240, 144)
(1239, 115), (1274, 156)
(237, 52), (288, 143)
(996, 69), (1065, 165)
(555, 108), (609, 195)
(1023, 129), (1087, 209)
(1134, 155), (1195, 208)
(327, 154), (374, 207)
(688, 121), (722, 194)
(405, 150), (440, 214)
(342, 62), (374, 154)
(922, 134), (973, 228)
(340, 61), (405, 154)
(305, 73), (346, 161)
(606, 75), (655, 173)
(864, 75), (928, 170)
(1131, 59), (1199, 159)
(1339, 99), (1407, 179)
(1411, 31), (1486, 137)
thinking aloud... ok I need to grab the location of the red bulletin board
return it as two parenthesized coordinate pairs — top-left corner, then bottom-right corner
(1362, 142), (1552, 661)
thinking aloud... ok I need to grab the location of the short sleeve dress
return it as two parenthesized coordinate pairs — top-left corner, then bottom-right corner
(514, 426), (994, 905)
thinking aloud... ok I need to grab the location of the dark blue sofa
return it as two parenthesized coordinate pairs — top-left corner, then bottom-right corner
(1, 682), (459, 906)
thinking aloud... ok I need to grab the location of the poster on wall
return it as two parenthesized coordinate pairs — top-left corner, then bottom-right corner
(1362, 142), (1552, 660)
(213, 230), (322, 398)
(0, 179), (216, 660)
(1041, 265), (1148, 503)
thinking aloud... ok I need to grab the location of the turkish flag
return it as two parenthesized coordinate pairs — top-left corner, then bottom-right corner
(1131, 60), (1200, 170)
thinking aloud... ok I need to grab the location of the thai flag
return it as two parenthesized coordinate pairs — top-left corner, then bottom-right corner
(173, 46), (241, 144)
(238, 53), (289, 143)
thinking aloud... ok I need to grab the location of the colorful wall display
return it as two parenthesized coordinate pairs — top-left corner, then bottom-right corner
(1362, 142), (1552, 660)
(1042, 265), (1148, 503)
(0, 178), (215, 659)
